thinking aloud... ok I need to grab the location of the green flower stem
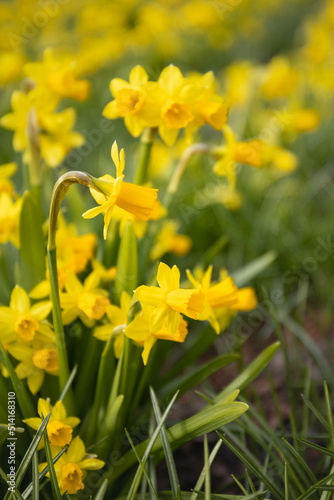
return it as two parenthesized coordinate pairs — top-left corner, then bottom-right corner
(134, 127), (157, 185)
(48, 171), (101, 413)
(47, 247), (73, 414)
(164, 142), (212, 207)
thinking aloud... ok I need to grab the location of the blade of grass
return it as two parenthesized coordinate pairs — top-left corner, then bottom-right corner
(32, 451), (39, 500)
(43, 420), (62, 500)
(285, 463), (289, 500)
(125, 429), (159, 500)
(324, 382), (334, 451)
(22, 447), (67, 499)
(217, 432), (284, 500)
(59, 364), (78, 402)
(190, 439), (223, 500)
(94, 478), (109, 500)
(4, 413), (51, 500)
(301, 395), (329, 431)
(150, 387), (180, 500)
(126, 391), (179, 500)
(281, 438), (317, 485)
(204, 435), (210, 500)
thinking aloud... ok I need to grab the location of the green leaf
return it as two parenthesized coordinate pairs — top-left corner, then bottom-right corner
(18, 191), (46, 291)
(160, 353), (239, 399)
(215, 342), (280, 402)
(104, 394), (124, 433)
(231, 251), (277, 287)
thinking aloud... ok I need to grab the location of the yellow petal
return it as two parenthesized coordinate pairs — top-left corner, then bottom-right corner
(149, 304), (169, 332)
(129, 65), (148, 85)
(66, 436), (85, 462)
(102, 100), (119, 119)
(135, 285), (166, 307)
(30, 301), (52, 321)
(142, 336), (156, 365)
(78, 458), (105, 470)
(23, 417), (42, 430)
(28, 370), (44, 395)
(38, 398), (51, 418)
(10, 286), (30, 314)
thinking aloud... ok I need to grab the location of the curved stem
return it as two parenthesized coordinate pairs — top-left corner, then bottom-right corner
(47, 171), (101, 413)
(134, 127), (157, 185)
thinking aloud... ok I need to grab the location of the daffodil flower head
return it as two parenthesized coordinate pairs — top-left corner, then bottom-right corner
(125, 304), (188, 365)
(83, 141), (158, 239)
(39, 436), (104, 495)
(186, 266), (257, 333)
(24, 398), (80, 449)
(0, 285), (53, 345)
(135, 262), (204, 335)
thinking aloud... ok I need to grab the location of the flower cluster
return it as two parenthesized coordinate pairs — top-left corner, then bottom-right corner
(103, 65), (228, 145)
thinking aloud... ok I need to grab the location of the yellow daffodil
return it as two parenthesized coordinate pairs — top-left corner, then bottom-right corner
(135, 262), (204, 335)
(287, 109), (320, 134)
(83, 141), (158, 239)
(24, 398), (80, 448)
(0, 285), (53, 345)
(92, 260), (117, 284)
(125, 305), (188, 364)
(0, 89), (57, 153)
(150, 221), (192, 260)
(94, 291), (131, 358)
(24, 49), (91, 102)
(60, 270), (110, 328)
(0, 192), (22, 247)
(213, 126), (264, 187)
(0, 51), (24, 86)
(39, 437), (104, 495)
(0, 162), (17, 196)
(7, 339), (58, 394)
(39, 108), (85, 168)
(186, 266), (257, 333)
(186, 71), (228, 133)
(224, 61), (255, 107)
(260, 56), (299, 99)
(155, 65), (194, 146)
(103, 65), (160, 137)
